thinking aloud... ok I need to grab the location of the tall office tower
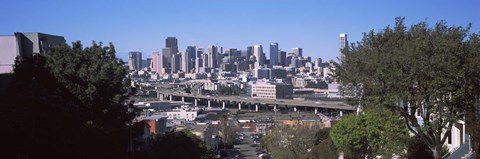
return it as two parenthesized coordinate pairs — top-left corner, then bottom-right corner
(181, 51), (190, 73)
(186, 46), (196, 72)
(197, 47), (204, 59)
(146, 58), (152, 69)
(202, 53), (209, 68)
(253, 45), (264, 68)
(171, 52), (181, 73)
(227, 48), (238, 62)
(286, 53), (294, 66)
(279, 51), (287, 66)
(339, 33), (348, 59)
(152, 52), (163, 74)
(195, 58), (201, 73)
(162, 48), (172, 68)
(128, 51), (142, 71)
(297, 57), (306, 68)
(289, 54), (298, 68)
(187, 46), (196, 61)
(166, 37), (178, 53)
(217, 46), (223, 54)
(314, 58), (322, 69)
(207, 45), (218, 68)
(246, 46), (254, 58)
(217, 53), (225, 67)
(270, 42), (279, 66)
(292, 48), (302, 57)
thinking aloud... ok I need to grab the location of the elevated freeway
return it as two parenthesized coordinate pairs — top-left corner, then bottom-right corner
(157, 90), (356, 115)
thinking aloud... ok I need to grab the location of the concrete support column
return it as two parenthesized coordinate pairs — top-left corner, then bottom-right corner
(160, 94), (164, 101)
(194, 99), (198, 106)
(274, 105), (277, 112)
(238, 102), (242, 110)
(222, 101), (226, 110)
(315, 108), (318, 114)
(208, 100), (211, 108)
(169, 95), (172, 101)
(340, 111), (343, 117)
(255, 104), (258, 112)
(294, 107), (297, 112)
(182, 97), (185, 102)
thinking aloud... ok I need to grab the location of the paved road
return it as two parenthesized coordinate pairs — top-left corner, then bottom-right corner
(235, 132), (264, 159)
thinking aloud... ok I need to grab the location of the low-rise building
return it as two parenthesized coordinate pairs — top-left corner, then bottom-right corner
(165, 108), (198, 121)
(143, 115), (169, 134)
(251, 81), (293, 99)
(256, 119), (275, 135)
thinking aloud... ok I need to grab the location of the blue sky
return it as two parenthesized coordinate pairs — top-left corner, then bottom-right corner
(1, 0), (479, 61)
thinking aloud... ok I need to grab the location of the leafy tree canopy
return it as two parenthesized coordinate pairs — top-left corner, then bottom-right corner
(333, 17), (480, 159)
(330, 108), (409, 158)
(1, 41), (133, 159)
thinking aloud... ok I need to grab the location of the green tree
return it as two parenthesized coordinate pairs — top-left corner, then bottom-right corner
(261, 125), (321, 159)
(306, 138), (338, 159)
(305, 128), (338, 159)
(330, 108), (409, 158)
(219, 114), (238, 146)
(333, 17), (480, 159)
(1, 41), (133, 159)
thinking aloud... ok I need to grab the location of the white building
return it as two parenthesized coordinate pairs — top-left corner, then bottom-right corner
(253, 45), (263, 68)
(165, 108), (198, 121)
(251, 81), (293, 99)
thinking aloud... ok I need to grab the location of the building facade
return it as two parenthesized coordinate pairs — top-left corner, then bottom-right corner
(269, 42), (279, 66)
(128, 51), (142, 71)
(251, 82), (293, 99)
(253, 45), (264, 68)
(292, 47), (302, 57)
(0, 32), (66, 74)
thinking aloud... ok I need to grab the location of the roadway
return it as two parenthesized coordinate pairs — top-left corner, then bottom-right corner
(157, 90), (356, 111)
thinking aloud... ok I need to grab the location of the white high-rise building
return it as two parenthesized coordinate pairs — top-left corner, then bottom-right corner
(202, 53), (209, 69)
(253, 45), (264, 68)
(181, 51), (190, 73)
(151, 51), (163, 74)
(339, 33), (348, 59)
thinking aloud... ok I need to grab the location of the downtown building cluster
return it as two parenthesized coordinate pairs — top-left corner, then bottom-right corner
(128, 35), (348, 83)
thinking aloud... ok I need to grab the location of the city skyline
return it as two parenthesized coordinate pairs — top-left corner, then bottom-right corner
(1, 0), (479, 62)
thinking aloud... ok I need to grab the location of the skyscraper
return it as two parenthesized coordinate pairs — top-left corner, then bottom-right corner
(164, 37), (178, 69)
(279, 51), (287, 66)
(208, 45), (218, 68)
(186, 46), (196, 72)
(195, 58), (201, 73)
(253, 45), (263, 68)
(171, 52), (181, 73)
(202, 53), (209, 68)
(166, 37), (178, 53)
(339, 33), (348, 59)
(162, 48), (172, 68)
(128, 51), (142, 71)
(247, 46), (253, 58)
(270, 42), (279, 66)
(187, 46), (196, 61)
(292, 48), (302, 57)
(197, 47), (204, 59)
(152, 52), (163, 74)
(181, 51), (190, 73)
